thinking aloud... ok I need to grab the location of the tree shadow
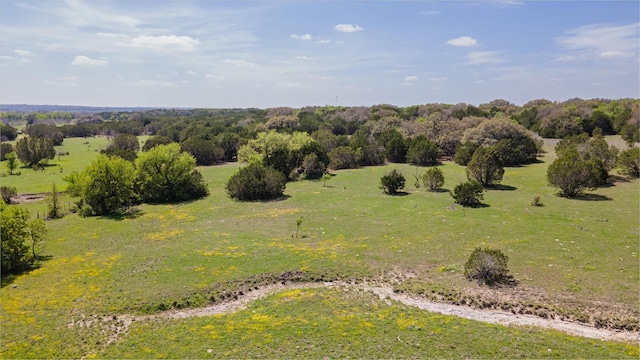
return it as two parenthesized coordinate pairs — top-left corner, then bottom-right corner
(428, 188), (450, 193)
(487, 184), (517, 191)
(575, 193), (612, 201)
(388, 191), (410, 196)
(259, 195), (292, 203)
(458, 202), (490, 208)
(98, 208), (144, 221)
(1, 255), (53, 288)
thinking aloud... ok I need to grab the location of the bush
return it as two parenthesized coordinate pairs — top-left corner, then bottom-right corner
(464, 247), (510, 285)
(180, 138), (224, 166)
(1, 186), (17, 204)
(226, 163), (286, 201)
(547, 148), (595, 198)
(450, 181), (484, 207)
(454, 142), (479, 166)
(15, 136), (56, 166)
(0, 143), (13, 161)
(466, 146), (504, 187)
(406, 135), (440, 166)
(379, 169), (406, 195)
(422, 167), (445, 191)
(301, 153), (326, 179)
(328, 146), (359, 170)
(618, 147), (640, 178)
(142, 135), (175, 151)
(531, 195), (543, 207)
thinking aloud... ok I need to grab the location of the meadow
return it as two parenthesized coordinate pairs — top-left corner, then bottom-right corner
(1, 136), (638, 358)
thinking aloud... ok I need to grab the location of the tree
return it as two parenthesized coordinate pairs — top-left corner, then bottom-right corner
(14, 136), (56, 166)
(466, 146), (504, 187)
(1, 199), (47, 273)
(450, 181), (484, 207)
(5, 151), (19, 175)
(226, 163), (286, 201)
(422, 167), (445, 191)
(379, 169), (406, 195)
(102, 133), (140, 162)
(180, 138), (224, 166)
(328, 146), (359, 170)
(75, 154), (137, 216)
(464, 248), (510, 285)
(454, 142), (479, 166)
(142, 135), (174, 151)
(0, 123), (19, 141)
(24, 124), (64, 146)
(47, 183), (62, 219)
(618, 147), (640, 178)
(1, 186), (17, 204)
(301, 153), (326, 179)
(406, 135), (440, 166)
(1, 143), (13, 161)
(546, 148), (593, 198)
(136, 143), (208, 203)
(492, 136), (539, 166)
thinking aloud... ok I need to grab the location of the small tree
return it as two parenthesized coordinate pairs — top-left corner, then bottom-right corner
(321, 172), (332, 187)
(454, 142), (479, 166)
(451, 181), (484, 207)
(547, 148), (593, 198)
(4, 151), (19, 175)
(406, 135), (440, 166)
(47, 183), (62, 219)
(0, 143), (13, 161)
(15, 136), (55, 166)
(301, 153), (326, 179)
(226, 163), (286, 201)
(466, 146), (504, 187)
(379, 169), (406, 195)
(618, 147), (640, 178)
(464, 247), (510, 285)
(102, 133), (140, 162)
(0, 186), (17, 204)
(422, 167), (445, 191)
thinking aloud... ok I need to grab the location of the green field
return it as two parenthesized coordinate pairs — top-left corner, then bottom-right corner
(1, 136), (638, 358)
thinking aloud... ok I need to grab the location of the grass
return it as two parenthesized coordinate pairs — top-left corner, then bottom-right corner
(1, 136), (638, 358)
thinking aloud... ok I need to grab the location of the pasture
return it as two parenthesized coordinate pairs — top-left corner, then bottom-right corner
(1, 136), (638, 358)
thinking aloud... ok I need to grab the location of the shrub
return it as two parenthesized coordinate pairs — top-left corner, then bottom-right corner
(328, 146), (359, 170)
(102, 133), (140, 162)
(464, 247), (510, 285)
(618, 147), (640, 178)
(547, 148), (595, 198)
(301, 153), (326, 179)
(454, 142), (479, 166)
(78, 155), (138, 216)
(406, 135), (440, 166)
(1, 186), (17, 204)
(142, 135), (174, 151)
(15, 136), (56, 166)
(466, 146), (504, 187)
(0, 143), (13, 161)
(422, 167), (445, 191)
(226, 163), (286, 201)
(450, 181), (484, 207)
(531, 195), (543, 207)
(180, 138), (224, 166)
(379, 169), (406, 195)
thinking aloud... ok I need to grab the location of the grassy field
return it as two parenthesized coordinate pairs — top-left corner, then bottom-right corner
(1, 136), (638, 358)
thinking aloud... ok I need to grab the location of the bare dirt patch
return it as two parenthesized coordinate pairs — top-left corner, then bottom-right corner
(11, 193), (46, 204)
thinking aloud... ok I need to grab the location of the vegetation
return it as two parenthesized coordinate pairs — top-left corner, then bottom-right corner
(618, 147), (640, 178)
(0, 142), (13, 161)
(379, 169), (406, 195)
(102, 133), (140, 162)
(14, 136), (56, 166)
(465, 146), (504, 187)
(450, 181), (484, 207)
(0, 199), (47, 273)
(4, 151), (19, 175)
(422, 167), (445, 191)
(406, 135), (440, 166)
(226, 163), (287, 201)
(547, 147), (605, 198)
(464, 248), (510, 285)
(46, 183), (62, 219)
(0, 186), (17, 204)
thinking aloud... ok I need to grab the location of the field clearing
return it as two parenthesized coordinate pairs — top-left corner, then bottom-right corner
(1, 136), (638, 358)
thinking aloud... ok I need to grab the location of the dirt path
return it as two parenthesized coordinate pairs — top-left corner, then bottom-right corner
(102, 282), (637, 345)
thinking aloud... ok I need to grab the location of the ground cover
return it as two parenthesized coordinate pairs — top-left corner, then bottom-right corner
(0, 137), (638, 358)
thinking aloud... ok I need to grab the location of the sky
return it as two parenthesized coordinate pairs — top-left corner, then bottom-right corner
(0, 1), (638, 108)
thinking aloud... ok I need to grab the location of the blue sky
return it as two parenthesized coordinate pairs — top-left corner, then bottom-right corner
(0, 1), (638, 108)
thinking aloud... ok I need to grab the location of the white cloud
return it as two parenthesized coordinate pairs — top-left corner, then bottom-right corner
(404, 76), (418, 82)
(129, 35), (200, 52)
(223, 59), (255, 67)
(335, 24), (363, 33)
(291, 33), (312, 40)
(186, 70), (197, 75)
(429, 77), (447, 82)
(126, 80), (178, 87)
(71, 55), (108, 66)
(419, 10), (441, 16)
(295, 56), (314, 60)
(14, 49), (32, 57)
(204, 74), (225, 81)
(467, 51), (504, 65)
(556, 23), (639, 57)
(599, 50), (634, 58)
(554, 55), (575, 62)
(447, 36), (477, 47)
(317, 39), (331, 44)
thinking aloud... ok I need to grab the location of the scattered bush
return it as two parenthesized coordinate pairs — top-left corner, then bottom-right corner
(102, 133), (140, 162)
(422, 167), (445, 191)
(406, 135), (440, 166)
(617, 147), (640, 178)
(301, 153), (326, 179)
(379, 169), (406, 195)
(464, 247), (510, 286)
(4, 152), (19, 175)
(547, 147), (599, 198)
(466, 146), (504, 187)
(531, 195), (543, 207)
(142, 135), (175, 152)
(226, 163), (286, 201)
(454, 142), (479, 166)
(0, 143), (13, 161)
(450, 181), (484, 207)
(15, 136), (56, 166)
(1, 186), (17, 204)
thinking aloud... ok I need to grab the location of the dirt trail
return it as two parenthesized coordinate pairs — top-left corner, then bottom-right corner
(104, 282), (638, 345)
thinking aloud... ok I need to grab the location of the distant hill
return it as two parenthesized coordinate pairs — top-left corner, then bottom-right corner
(0, 104), (184, 113)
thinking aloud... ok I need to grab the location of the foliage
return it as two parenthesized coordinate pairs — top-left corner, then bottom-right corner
(620, 123), (639, 146)
(465, 146), (504, 187)
(547, 148), (596, 198)
(0, 143), (13, 161)
(102, 133), (140, 162)
(461, 117), (534, 146)
(492, 136), (539, 166)
(226, 163), (287, 201)
(464, 248), (510, 285)
(379, 169), (406, 195)
(76, 154), (138, 216)
(136, 143), (208, 203)
(531, 195), (543, 207)
(406, 135), (440, 166)
(24, 124), (64, 146)
(180, 138), (224, 166)
(618, 147), (640, 178)
(0, 199), (47, 273)
(4, 151), (19, 175)
(450, 181), (484, 207)
(15, 136), (56, 166)
(321, 172), (332, 187)
(0, 122), (18, 141)
(301, 153), (326, 179)
(328, 146), (360, 170)
(142, 135), (174, 151)
(454, 141), (479, 166)
(0, 186), (17, 204)
(422, 167), (445, 191)
(47, 183), (63, 219)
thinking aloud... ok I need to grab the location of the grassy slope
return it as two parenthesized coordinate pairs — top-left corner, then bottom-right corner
(1, 137), (638, 358)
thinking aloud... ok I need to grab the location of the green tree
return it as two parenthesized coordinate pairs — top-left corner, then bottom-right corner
(546, 148), (593, 198)
(1, 143), (13, 161)
(142, 135), (174, 152)
(47, 183), (62, 219)
(180, 138), (224, 166)
(1, 186), (17, 204)
(406, 135), (440, 166)
(4, 151), (19, 175)
(102, 133), (140, 162)
(464, 248), (510, 285)
(136, 143), (208, 203)
(14, 136), (56, 166)
(617, 147), (640, 178)
(422, 167), (445, 191)
(226, 163), (286, 201)
(301, 153), (326, 179)
(76, 154), (137, 216)
(379, 169), (406, 195)
(1, 200), (47, 273)
(466, 146), (504, 187)
(451, 181), (484, 207)
(328, 146), (359, 170)
(454, 142), (479, 166)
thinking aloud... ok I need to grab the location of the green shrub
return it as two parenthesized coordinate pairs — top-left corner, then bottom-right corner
(1, 186), (17, 204)
(454, 142), (479, 166)
(406, 135), (440, 166)
(450, 181), (484, 207)
(464, 247), (510, 285)
(379, 169), (406, 195)
(422, 167), (445, 191)
(328, 146), (359, 170)
(466, 146), (504, 187)
(301, 153), (326, 179)
(226, 163), (286, 201)
(618, 147), (640, 178)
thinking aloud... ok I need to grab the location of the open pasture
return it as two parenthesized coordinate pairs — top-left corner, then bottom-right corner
(1, 141), (638, 358)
